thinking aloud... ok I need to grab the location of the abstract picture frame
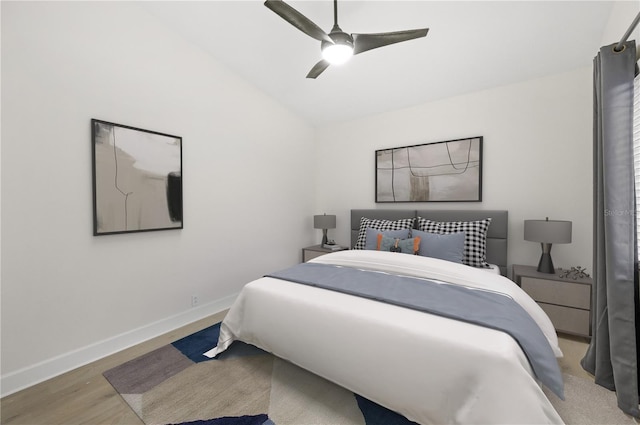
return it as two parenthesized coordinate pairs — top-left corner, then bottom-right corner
(91, 119), (183, 235)
(375, 136), (483, 202)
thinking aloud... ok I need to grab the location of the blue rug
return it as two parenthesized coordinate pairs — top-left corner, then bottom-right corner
(104, 322), (417, 425)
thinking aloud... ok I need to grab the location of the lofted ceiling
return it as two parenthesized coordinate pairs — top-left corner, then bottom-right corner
(138, 1), (615, 126)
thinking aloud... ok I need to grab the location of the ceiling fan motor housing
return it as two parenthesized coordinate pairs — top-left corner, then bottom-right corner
(322, 26), (354, 50)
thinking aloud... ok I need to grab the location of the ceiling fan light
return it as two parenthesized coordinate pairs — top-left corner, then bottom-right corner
(322, 43), (353, 65)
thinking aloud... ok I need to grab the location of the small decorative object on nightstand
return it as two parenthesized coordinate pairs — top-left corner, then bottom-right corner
(512, 264), (592, 338)
(557, 266), (590, 280)
(302, 245), (348, 262)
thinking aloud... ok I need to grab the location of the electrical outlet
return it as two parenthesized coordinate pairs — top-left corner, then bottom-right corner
(191, 295), (199, 307)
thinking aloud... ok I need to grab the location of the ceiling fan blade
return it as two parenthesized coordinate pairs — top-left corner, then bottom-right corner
(306, 60), (330, 79)
(352, 28), (429, 55)
(264, 0), (333, 44)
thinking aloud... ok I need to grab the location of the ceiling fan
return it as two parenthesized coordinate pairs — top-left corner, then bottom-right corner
(264, 0), (429, 79)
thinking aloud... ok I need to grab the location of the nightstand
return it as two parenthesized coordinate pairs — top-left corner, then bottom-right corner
(302, 245), (348, 262)
(512, 264), (592, 338)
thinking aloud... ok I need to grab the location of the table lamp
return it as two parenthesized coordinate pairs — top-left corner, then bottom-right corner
(314, 213), (336, 246)
(524, 217), (572, 274)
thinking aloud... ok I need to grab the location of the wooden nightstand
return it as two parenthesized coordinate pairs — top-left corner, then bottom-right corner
(302, 245), (348, 262)
(512, 264), (592, 338)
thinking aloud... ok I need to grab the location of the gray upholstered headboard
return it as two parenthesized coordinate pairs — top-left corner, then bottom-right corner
(350, 209), (508, 276)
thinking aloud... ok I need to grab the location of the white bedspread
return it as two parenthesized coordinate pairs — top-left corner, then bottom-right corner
(206, 250), (564, 425)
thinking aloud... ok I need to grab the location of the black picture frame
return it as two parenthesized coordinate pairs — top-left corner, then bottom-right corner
(91, 119), (183, 235)
(375, 136), (483, 202)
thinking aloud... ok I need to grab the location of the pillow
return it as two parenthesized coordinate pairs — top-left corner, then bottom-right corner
(416, 217), (492, 268)
(412, 229), (465, 264)
(354, 217), (415, 250)
(364, 227), (411, 250)
(377, 235), (421, 255)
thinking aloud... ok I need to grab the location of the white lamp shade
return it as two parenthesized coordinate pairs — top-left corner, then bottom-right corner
(322, 44), (353, 65)
(314, 214), (336, 229)
(524, 219), (572, 244)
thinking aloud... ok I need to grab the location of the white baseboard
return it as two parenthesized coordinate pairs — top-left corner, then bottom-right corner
(0, 293), (237, 398)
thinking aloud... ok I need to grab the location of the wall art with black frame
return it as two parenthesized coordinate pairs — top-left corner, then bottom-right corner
(91, 119), (183, 235)
(375, 136), (483, 202)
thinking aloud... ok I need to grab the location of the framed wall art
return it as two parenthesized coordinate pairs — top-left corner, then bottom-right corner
(91, 119), (183, 235)
(375, 136), (482, 202)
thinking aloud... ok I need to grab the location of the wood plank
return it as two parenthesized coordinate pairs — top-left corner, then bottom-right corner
(1, 311), (226, 425)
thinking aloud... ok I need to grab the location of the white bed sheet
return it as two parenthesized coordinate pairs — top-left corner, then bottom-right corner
(484, 263), (501, 274)
(206, 251), (564, 425)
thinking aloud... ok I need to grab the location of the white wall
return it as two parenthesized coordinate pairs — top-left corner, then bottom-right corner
(314, 0), (640, 265)
(1, 1), (315, 395)
(315, 67), (593, 273)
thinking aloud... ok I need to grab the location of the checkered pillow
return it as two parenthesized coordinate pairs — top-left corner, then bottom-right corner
(416, 217), (492, 268)
(354, 217), (415, 250)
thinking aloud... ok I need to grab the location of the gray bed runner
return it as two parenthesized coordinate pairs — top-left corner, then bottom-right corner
(266, 262), (564, 399)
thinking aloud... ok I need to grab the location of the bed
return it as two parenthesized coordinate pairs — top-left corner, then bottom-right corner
(205, 209), (565, 424)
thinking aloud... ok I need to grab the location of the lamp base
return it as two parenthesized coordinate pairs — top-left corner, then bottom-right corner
(537, 243), (556, 274)
(321, 229), (328, 246)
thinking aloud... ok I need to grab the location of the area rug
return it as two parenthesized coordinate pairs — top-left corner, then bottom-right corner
(104, 323), (636, 425)
(103, 322), (416, 425)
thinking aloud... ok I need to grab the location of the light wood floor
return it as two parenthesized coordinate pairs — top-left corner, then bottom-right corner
(1, 312), (591, 425)
(1, 310), (227, 425)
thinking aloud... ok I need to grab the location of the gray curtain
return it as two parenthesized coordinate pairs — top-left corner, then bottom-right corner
(581, 40), (639, 418)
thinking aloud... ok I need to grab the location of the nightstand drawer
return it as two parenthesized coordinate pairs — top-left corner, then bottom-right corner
(521, 277), (590, 309)
(538, 302), (590, 336)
